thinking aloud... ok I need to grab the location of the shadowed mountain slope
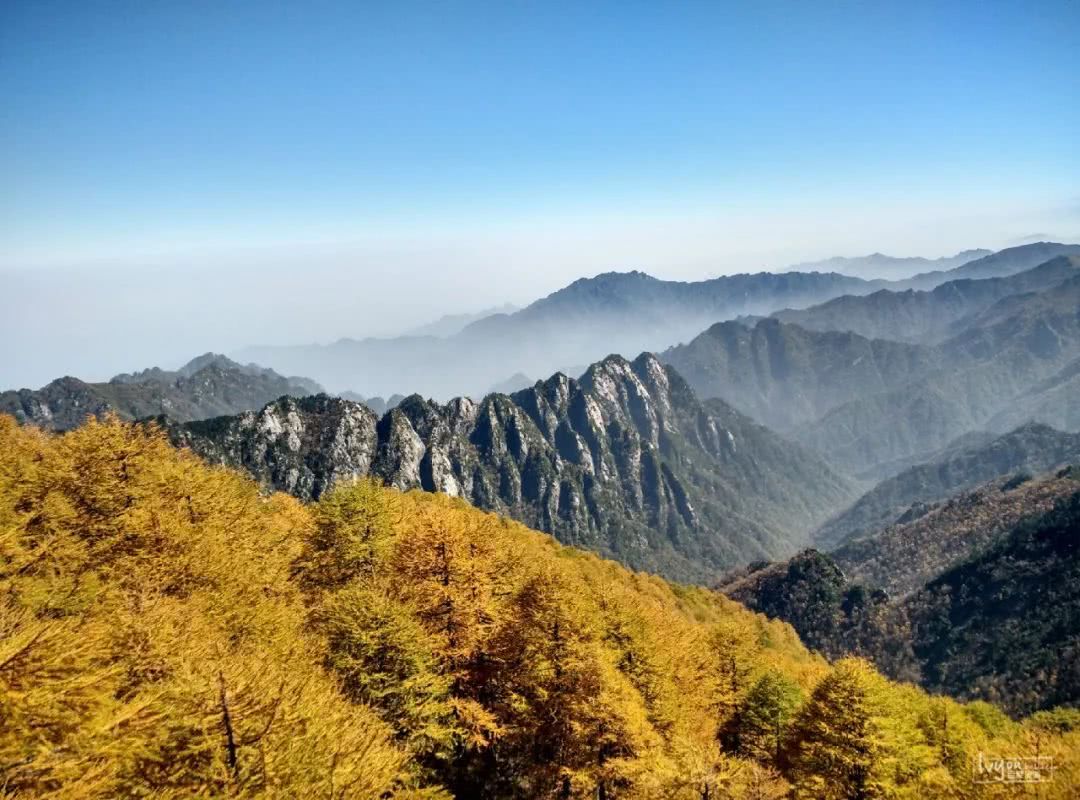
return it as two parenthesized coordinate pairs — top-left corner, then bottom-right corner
(721, 471), (1080, 715)
(815, 423), (1080, 548)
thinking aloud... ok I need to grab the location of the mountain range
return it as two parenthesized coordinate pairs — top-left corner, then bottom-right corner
(6, 240), (1080, 722)
(785, 248), (991, 280)
(235, 269), (889, 399)
(666, 248), (1080, 477)
(161, 353), (857, 583)
(816, 422), (1080, 547)
(0, 353), (323, 431)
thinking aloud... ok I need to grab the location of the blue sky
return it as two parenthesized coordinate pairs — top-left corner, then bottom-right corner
(1, 0), (1079, 384)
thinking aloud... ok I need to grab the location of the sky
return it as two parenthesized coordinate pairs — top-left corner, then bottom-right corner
(2, 0), (1079, 387)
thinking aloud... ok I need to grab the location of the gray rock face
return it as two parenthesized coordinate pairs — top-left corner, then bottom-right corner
(163, 354), (858, 583)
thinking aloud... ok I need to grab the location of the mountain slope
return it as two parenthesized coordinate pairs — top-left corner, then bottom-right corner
(830, 469), (1080, 596)
(662, 317), (940, 432)
(901, 490), (1080, 714)
(988, 355), (1080, 432)
(815, 423), (1080, 548)
(797, 275), (1080, 475)
(164, 354), (857, 582)
(0, 353), (324, 431)
(721, 473), (1080, 715)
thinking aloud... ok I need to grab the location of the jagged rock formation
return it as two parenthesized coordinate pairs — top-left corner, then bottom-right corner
(163, 354), (857, 582)
(0, 353), (324, 431)
(815, 423), (1080, 548)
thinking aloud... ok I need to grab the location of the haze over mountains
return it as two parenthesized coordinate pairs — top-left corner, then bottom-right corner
(235, 269), (881, 398)
(786, 248), (991, 280)
(234, 242), (1077, 404)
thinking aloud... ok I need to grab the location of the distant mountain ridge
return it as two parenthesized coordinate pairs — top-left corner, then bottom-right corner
(235, 244), (1077, 401)
(0, 353), (324, 431)
(236, 269), (885, 398)
(404, 303), (519, 338)
(773, 253), (1080, 344)
(786, 248), (990, 280)
(162, 353), (858, 583)
(666, 254), (1080, 476)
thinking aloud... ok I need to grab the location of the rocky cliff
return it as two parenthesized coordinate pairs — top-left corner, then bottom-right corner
(164, 353), (858, 582)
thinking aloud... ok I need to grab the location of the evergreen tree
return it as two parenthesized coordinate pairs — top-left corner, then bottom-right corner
(786, 659), (886, 800)
(727, 670), (803, 766)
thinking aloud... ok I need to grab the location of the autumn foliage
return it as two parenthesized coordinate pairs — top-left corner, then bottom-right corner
(1, 415), (1077, 798)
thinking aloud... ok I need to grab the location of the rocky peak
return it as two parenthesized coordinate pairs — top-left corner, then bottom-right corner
(165, 354), (857, 583)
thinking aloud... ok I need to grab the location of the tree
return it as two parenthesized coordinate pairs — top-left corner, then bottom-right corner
(785, 659), (886, 800)
(318, 582), (459, 765)
(726, 670), (803, 766)
(297, 478), (398, 590)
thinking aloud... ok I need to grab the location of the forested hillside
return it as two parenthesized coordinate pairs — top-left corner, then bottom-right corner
(816, 423), (1080, 548)
(723, 470), (1080, 716)
(4, 414), (1077, 798)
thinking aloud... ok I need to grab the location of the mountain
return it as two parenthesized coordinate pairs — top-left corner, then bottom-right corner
(721, 471), (1080, 714)
(897, 490), (1080, 714)
(338, 391), (405, 415)
(403, 303), (519, 337)
(899, 241), (1080, 288)
(235, 269), (881, 399)
(988, 355), (1080, 432)
(162, 353), (857, 583)
(830, 468), (1080, 596)
(799, 274), (1080, 475)
(773, 254), (1080, 344)
(816, 423), (1080, 548)
(667, 266), (1080, 478)
(662, 317), (940, 432)
(487, 372), (534, 394)
(785, 248), (990, 280)
(0, 353), (325, 431)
